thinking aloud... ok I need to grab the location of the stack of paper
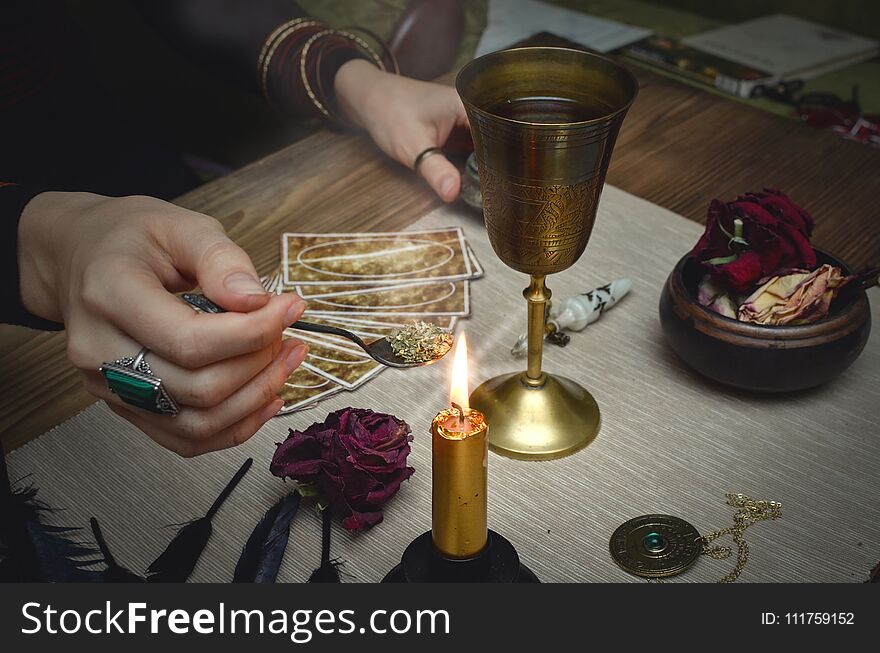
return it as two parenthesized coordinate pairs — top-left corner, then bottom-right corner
(475, 0), (650, 57)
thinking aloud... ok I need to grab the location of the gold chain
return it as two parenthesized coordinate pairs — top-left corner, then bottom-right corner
(651, 493), (782, 583)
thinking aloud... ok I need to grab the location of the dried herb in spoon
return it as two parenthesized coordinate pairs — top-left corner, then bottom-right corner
(386, 322), (453, 364)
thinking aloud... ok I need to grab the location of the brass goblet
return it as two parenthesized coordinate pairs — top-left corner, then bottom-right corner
(456, 47), (638, 460)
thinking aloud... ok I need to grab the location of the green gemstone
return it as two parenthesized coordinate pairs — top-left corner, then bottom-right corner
(643, 532), (667, 552)
(102, 368), (158, 408)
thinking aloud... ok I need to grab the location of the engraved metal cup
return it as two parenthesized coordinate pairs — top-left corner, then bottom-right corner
(456, 47), (637, 460)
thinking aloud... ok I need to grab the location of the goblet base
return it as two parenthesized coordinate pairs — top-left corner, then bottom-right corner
(469, 372), (600, 460)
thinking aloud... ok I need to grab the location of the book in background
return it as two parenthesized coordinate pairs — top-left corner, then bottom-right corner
(620, 35), (772, 98)
(622, 14), (879, 99)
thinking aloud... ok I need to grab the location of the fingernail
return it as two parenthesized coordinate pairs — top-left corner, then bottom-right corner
(285, 343), (308, 373)
(224, 272), (266, 296)
(440, 177), (455, 199)
(259, 398), (284, 423)
(283, 299), (307, 327)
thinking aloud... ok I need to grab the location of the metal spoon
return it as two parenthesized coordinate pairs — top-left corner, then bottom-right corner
(180, 293), (451, 368)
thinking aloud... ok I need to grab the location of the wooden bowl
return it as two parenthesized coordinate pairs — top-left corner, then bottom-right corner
(659, 250), (872, 392)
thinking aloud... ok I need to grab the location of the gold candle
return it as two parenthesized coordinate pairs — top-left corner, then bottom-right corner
(431, 333), (489, 559)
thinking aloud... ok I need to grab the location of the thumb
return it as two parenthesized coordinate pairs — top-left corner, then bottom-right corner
(418, 152), (461, 203)
(170, 221), (270, 313)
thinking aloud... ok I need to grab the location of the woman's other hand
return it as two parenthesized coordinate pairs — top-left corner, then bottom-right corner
(334, 60), (469, 202)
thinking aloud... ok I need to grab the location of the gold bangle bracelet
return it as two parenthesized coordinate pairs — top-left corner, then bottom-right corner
(257, 18), (322, 102)
(315, 30), (386, 123)
(299, 29), (338, 120)
(339, 26), (399, 74)
(332, 29), (386, 72)
(300, 28), (393, 123)
(257, 17), (307, 86)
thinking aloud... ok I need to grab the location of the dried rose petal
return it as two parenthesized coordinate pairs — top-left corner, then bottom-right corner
(737, 264), (847, 325)
(697, 275), (738, 319)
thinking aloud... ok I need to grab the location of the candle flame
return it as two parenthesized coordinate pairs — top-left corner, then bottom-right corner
(449, 332), (469, 412)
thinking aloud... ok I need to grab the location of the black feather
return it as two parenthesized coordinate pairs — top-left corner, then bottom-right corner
(0, 452), (100, 582)
(233, 492), (301, 583)
(308, 507), (342, 583)
(146, 458), (252, 583)
(89, 517), (145, 583)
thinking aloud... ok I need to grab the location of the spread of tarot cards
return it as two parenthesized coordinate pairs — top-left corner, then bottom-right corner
(263, 227), (482, 414)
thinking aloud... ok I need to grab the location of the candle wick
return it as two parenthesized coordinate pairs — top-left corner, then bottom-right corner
(450, 401), (465, 424)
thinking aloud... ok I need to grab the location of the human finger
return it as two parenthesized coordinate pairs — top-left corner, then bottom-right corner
(160, 214), (270, 313)
(86, 264), (304, 368)
(79, 333), (283, 410)
(417, 151), (461, 202)
(84, 338), (307, 439)
(107, 397), (285, 458)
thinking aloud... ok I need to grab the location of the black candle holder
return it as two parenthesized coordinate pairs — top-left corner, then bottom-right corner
(382, 530), (539, 583)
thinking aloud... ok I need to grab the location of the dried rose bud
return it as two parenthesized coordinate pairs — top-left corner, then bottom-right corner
(737, 264), (847, 326)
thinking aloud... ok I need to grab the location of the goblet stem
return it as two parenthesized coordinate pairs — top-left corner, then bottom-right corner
(524, 275), (550, 386)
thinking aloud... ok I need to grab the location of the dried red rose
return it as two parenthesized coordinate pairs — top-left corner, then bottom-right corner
(690, 189), (816, 293)
(270, 408), (414, 531)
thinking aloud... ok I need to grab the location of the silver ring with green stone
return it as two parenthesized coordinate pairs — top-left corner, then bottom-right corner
(100, 347), (179, 416)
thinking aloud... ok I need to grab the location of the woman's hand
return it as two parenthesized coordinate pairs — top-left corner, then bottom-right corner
(334, 59), (469, 202)
(18, 192), (306, 457)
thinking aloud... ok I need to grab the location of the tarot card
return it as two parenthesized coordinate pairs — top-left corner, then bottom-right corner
(288, 329), (370, 358)
(294, 336), (385, 390)
(299, 333), (373, 363)
(282, 227), (473, 286)
(294, 279), (438, 300)
(302, 280), (470, 317)
(277, 364), (343, 414)
(466, 244), (483, 279)
(284, 318), (385, 353)
(314, 314), (457, 330)
(294, 315), (458, 350)
(302, 357), (383, 390)
(284, 315), (454, 352)
(260, 267), (283, 294)
(287, 242), (483, 300)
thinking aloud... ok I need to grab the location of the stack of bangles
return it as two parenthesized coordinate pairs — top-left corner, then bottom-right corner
(257, 17), (399, 125)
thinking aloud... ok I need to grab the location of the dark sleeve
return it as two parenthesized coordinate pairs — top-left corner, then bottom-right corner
(131, 0), (364, 100)
(0, 184), (64, 331)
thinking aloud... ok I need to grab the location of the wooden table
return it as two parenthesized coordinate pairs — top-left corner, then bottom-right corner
(2, 52), (878, 452)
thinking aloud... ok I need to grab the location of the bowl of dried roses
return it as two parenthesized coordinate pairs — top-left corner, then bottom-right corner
(659, 189), (874, 392)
